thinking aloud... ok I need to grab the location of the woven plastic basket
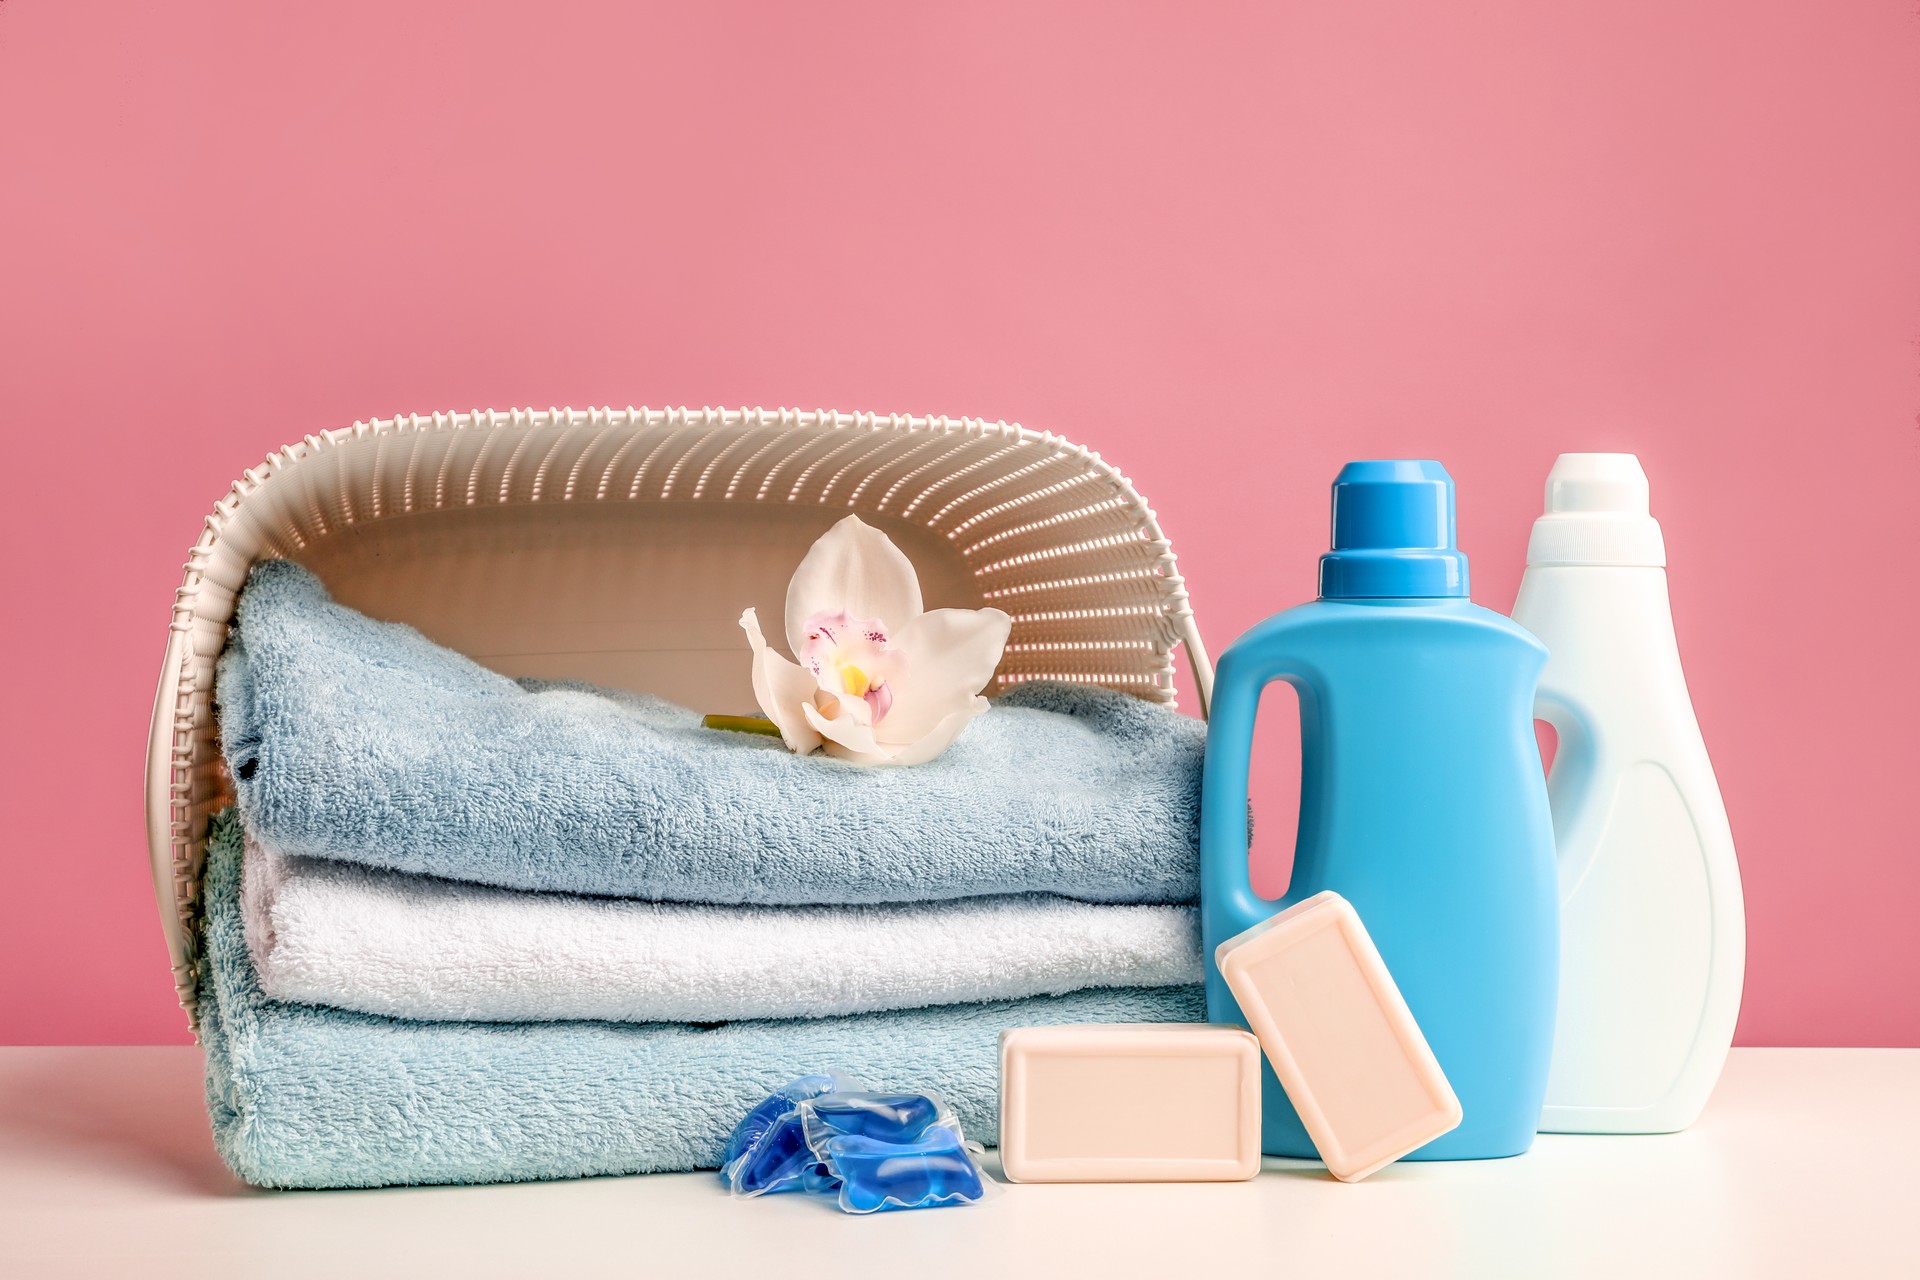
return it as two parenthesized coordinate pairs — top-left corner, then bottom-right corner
(147, 407), (1213, 1034)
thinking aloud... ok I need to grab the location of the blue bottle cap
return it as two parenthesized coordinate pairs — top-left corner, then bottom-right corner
(1318, 460), (1470, 599)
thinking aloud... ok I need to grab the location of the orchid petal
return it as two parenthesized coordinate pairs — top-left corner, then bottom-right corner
(814, 684), (875, 728)
(740, 608), (823, 755)
(784, 515), (923, 654)
(885, 697), (991, 766)
(875, 607), (1012, 745)
(801, 699), (895, 766)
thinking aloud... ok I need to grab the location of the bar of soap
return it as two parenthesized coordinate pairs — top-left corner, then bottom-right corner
(998, 1023), (1261, 1183)
(1217, 891), (1461, 1183)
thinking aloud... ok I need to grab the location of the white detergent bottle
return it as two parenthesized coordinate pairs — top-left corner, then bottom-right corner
(1512, 453), (1744, 1134)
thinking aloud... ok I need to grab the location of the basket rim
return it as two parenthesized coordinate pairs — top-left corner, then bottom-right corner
(147, 406), (1215, 1036)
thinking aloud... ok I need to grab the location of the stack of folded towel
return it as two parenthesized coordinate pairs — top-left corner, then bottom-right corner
(205, 560), (1206, 1189)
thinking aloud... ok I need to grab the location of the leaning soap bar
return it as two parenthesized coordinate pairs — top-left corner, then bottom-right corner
(998, 1024), (1261, 1182)
(1217, 890), (1462, 1182)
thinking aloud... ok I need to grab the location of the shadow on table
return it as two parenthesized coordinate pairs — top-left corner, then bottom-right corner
(2, 1049), (251, 1197)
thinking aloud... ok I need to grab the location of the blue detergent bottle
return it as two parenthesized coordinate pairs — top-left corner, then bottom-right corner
(1201, 460), (1559, 1161)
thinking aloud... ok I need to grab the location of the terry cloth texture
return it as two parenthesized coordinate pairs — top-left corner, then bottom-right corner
(216, 559), (1203, 905)
(199, 818), (1206, 1189)
(241, 834), (1203, 1024)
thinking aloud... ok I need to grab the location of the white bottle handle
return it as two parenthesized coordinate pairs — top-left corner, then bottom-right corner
(1534, 676), (1607, 903)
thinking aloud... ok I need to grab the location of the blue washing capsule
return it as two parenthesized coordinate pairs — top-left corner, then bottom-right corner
(821, 1130), (986, 1214)
(803, 1093), (942, 1144)
(719, 1075), (840, 1195)
(721, 1074), (838, 1170)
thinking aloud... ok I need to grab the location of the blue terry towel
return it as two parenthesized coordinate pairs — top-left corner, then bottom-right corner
(216, 559), (1203, 905)
(198, 817), (1205, 1189)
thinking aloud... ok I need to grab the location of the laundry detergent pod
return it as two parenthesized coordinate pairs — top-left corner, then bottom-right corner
(817, 1129), (987, 1214)
(800, 1092), (943, 1144)
(719, 1074), (843, 1197)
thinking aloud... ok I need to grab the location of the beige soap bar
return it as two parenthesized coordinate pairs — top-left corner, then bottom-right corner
(1217, 890), (1461, 1183)
(998, 1023), (1262, 1183)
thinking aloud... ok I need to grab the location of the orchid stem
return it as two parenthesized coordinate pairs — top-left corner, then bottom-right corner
(702, 713), (783, 737)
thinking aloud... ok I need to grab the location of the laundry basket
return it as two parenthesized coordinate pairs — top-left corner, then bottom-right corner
(147, 407), (1213, 1034)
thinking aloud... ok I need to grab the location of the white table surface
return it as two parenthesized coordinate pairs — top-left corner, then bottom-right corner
(1, 1046), (1913, 1279)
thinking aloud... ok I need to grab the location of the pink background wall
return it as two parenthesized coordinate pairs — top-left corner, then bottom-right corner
(3, 2), (1916, 1046)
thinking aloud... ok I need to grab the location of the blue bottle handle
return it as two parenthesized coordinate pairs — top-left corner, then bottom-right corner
(1200, 631), (1320, 949)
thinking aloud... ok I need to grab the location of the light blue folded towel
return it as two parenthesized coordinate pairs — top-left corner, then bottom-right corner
(198, 815), (1204, 1189)
(217, 560), (1202, 905)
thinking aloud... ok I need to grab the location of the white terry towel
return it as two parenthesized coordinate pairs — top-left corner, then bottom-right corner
(242, 839), (1202, 1024)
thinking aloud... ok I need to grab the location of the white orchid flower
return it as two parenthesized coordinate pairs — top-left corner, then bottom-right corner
(739, 515), (1012, 766)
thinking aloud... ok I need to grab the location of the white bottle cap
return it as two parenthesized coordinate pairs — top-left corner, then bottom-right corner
(1525, 453), (1667, 567)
